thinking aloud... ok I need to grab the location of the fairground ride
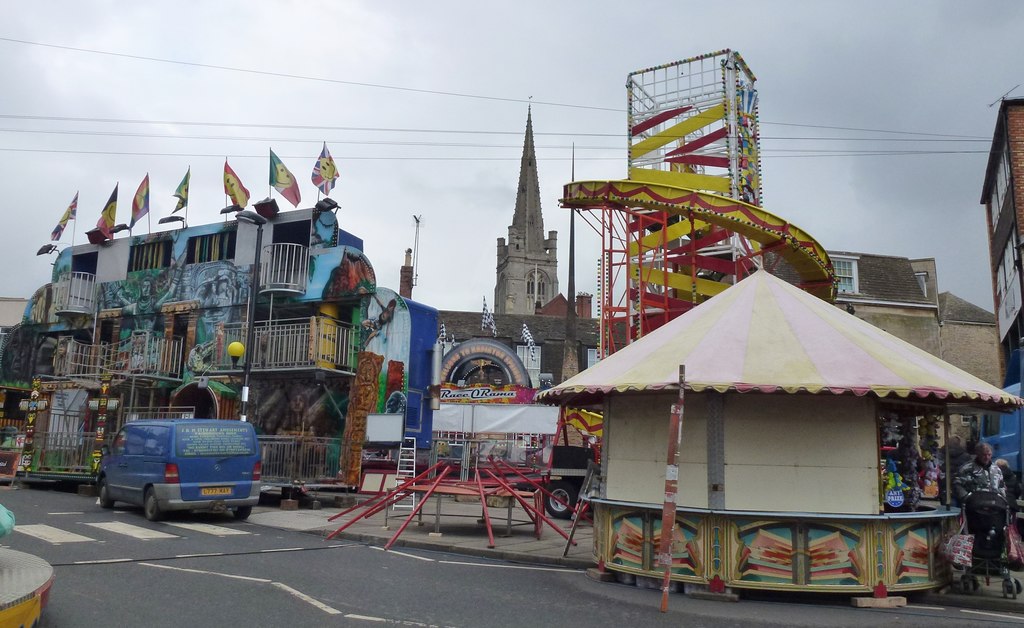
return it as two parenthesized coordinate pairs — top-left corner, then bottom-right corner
(564, 50), (835, 356)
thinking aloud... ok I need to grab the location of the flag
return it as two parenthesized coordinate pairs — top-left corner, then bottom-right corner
(173, 168), (190, 213)
(224, 159), (250, 207)
(50, 192), (78, 241)
(130, 174), (150, 227)
(270, 149), (301, 207)
(482, 298), (497, 337)
(438, 321), (447, 344)
(96, 184), (118, 239)
(311, 142), (339, 195)
(521, 323), (536, 361)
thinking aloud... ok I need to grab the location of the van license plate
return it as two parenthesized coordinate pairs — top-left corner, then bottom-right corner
(201, 487), (232, 496)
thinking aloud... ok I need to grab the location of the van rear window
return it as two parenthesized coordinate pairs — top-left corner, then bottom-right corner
(175, 424), (256, 457)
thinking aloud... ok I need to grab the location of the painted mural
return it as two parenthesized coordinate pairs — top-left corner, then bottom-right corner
(251, 377), (349, 439)
(361, 287), (412, 415)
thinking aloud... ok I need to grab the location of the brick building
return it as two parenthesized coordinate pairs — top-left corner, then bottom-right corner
(981, 97), (1024, 365)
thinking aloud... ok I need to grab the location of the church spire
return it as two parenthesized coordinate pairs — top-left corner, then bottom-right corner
(512, 106), (544, 252)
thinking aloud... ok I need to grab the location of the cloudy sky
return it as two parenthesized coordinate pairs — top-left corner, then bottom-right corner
(2, 1), (1022, 315)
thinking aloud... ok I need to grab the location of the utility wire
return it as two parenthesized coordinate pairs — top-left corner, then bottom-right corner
(0, 36), (620, 113)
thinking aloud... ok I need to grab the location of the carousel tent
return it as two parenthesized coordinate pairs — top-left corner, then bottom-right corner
(538, 270), (1020, 411)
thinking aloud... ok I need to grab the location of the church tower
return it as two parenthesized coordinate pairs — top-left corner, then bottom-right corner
(495, 108), (558, 315)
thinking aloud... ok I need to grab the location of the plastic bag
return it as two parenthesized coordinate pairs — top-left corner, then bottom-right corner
(1008, 519), (1024, 570)
(940, 517), (973, 568)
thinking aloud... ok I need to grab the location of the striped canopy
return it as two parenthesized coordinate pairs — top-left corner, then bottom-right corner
(538, 270), (1021, 410)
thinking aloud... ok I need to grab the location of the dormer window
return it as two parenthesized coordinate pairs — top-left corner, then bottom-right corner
(832, 256), (859, 294)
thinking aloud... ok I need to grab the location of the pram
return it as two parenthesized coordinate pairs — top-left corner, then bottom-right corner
(953, 490), (1022, 597)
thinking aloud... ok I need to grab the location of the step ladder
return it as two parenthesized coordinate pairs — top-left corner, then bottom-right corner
(392, 437), (418, 511)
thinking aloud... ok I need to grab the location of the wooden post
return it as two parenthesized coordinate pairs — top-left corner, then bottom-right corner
(658, 365), (685, 612)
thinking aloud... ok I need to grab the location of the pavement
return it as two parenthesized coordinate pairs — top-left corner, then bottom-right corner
(249, 491), (1024, 615)
(249, 491), (595, 570)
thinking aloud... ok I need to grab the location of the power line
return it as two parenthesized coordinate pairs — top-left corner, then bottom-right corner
(0, 36), (621, 113)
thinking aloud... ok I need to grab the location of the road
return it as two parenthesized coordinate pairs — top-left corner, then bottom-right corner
(4, 485), (1024, 627)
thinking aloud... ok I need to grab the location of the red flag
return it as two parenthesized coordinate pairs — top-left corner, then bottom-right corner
(223, 160), (250, 207)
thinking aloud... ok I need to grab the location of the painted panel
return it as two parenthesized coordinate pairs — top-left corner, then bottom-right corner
(652, 515), (703, 578)
(891, 522), (934, 585)
(805, 522), (865, 586)
(735, 521), (796, 584)
(609, 511), (646, 571)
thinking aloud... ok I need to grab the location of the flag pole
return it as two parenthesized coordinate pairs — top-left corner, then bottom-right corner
(268, 148), (272, 200)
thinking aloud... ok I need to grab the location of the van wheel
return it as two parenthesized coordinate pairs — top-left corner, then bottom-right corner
(144, 488), (164, 522)
(544, 481), (577, 520)
(98, 477), (114, 509)
(234, 506), (252, 521)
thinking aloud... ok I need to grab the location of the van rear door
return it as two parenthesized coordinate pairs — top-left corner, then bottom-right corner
(173, 423), (259, 502)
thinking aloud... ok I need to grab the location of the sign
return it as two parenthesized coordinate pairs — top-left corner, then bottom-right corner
(0, 450), (18, 482)
(884, 488), (905, 508)
(440, 383), (537, 404)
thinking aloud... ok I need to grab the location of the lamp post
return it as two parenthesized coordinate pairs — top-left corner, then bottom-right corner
(234, 210), (268, 422)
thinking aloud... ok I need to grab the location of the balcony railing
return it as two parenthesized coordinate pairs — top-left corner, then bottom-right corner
(53, 272), (97, 316)
(211, 316), (356, 373)
(53, 331), (185, 382)
(260, 243), (308, 295)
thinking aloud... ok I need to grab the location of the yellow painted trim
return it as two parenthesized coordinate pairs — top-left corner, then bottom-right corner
(629, 104), (725, 160)
(636, 266), (731, 297)
(628, 167), (731, 194)
(628, 217), (707, 256)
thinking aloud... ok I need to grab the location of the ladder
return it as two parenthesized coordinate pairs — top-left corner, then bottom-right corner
(392, 437), (418, 510)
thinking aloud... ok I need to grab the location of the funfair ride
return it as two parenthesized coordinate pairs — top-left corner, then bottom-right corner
(564, 50), (835, 356)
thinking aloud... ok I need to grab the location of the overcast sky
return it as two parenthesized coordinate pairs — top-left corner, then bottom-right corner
(2, 1), (1022, 316)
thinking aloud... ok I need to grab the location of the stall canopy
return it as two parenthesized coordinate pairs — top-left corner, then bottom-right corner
(538, 270), (1022, 410)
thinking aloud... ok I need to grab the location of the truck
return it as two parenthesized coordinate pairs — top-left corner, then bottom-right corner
(980, 349), (1023, 473)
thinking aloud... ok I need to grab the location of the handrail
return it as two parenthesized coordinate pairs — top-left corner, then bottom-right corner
(260, 243), (308, 294)
(210, 316), (356, 372)
(53, 272), (97, 315)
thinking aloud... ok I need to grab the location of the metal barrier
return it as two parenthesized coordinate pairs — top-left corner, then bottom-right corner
(257, 435), (342, 486)
(211, 317), (356, 372)
(30, 431), (97, 475)
(53, 272), (97, 315)
(430, 432), (544, 481)
(260, 243), (309, 294)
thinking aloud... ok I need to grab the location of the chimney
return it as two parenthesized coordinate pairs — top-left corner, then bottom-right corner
(576, 292), (592, 319)
(399, 248), (414, 299)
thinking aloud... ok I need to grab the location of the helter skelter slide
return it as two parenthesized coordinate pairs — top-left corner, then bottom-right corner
(565, 50), (835, 356)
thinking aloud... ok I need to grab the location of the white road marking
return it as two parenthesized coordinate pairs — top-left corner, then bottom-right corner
(439, 559), (578, 573)
(139, 562), (271, 583)
(272, 582), (342, 615)
(259, 547), (306, 553)
(369, 546), (434, 562)
(73, 558), (133, 564)
(905, 604), (946, 611)
(343, 614), (387, 622)
(47, 511), (84, 515)
(85, 521), (179, 540)
(163, 522), (251, 536)
(175, 552), (226, 558)
(961, 609), (1024, 622)
(15, 524), (95, 543)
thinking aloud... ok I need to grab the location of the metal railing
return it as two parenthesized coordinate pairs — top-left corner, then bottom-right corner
(124, 406), (196, 422)
(29, 431), (98, 474)
(210, 316), (356, 372)
(260, 243), (308, 295)
(258, 435), (342, 485)
(53, 332), (185, 381)
(53, 272), (97, 315)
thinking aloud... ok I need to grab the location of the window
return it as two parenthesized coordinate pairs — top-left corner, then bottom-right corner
(526, 270), (546, 305)
(587, 348), (599, 369)
(832, 257), (859, 294)
(128, 240), (172, 272)
(991, 146), (1012, 232)
(516, 344), (541, 387)
(187, 231), (236, 264)
(915, 272), (928, 297)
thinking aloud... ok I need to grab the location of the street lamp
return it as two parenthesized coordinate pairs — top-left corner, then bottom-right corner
(235, 210), (268, 422)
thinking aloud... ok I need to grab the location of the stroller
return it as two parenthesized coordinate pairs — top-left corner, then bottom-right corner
(953, 490), (1022, 597)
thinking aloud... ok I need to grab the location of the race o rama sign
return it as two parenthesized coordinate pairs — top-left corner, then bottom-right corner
(439, 338), (531, 389)
(440, 383), (537, 404)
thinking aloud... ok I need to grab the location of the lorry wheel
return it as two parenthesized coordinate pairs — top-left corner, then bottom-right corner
(144, 488), (164, 522)
(545, 481), (577, 520)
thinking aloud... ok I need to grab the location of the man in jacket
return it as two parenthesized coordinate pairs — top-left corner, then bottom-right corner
(954, 442), (1006, 504)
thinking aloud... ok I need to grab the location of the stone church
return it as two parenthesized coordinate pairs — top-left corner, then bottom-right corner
(495, 108), (558, 315)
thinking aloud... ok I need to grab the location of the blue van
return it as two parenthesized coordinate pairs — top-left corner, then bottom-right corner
(98, 419), (261, 521)
(981, 381), (1024, 474)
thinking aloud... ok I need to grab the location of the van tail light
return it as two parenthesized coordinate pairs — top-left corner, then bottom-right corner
(164, 463), (180, 483)
(253, 461), (261, 482)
